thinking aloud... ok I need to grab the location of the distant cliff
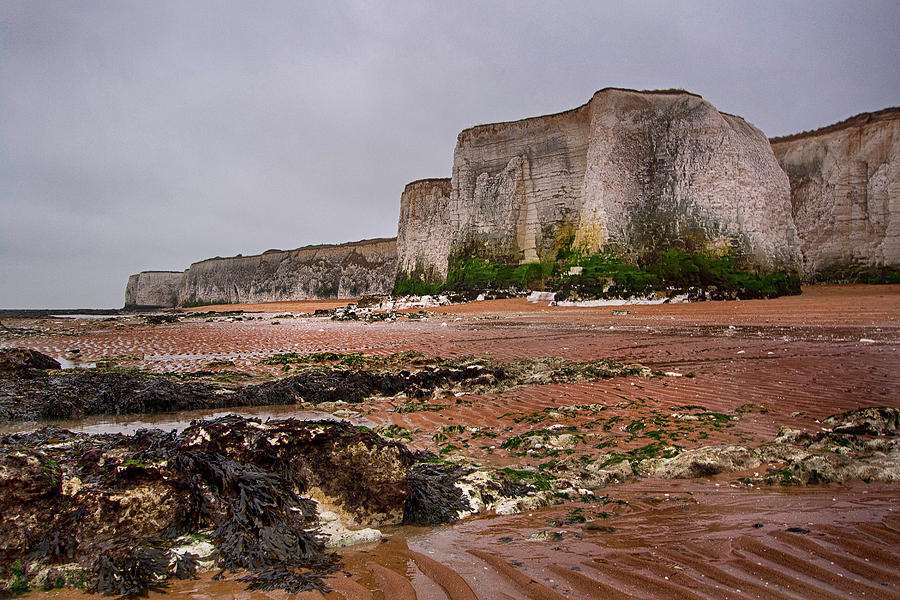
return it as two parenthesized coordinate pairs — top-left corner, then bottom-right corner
(125, 238), (397, 308)
(397, 88), (801, 282)
(178, 238), (397, 306)
(124, 271), (184, 308)
(771, 108), (899, 281)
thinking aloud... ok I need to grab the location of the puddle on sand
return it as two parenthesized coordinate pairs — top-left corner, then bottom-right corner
(49, 314), (136, 320)
(55, 356), (96, 370)
(0, 403), (378, 436)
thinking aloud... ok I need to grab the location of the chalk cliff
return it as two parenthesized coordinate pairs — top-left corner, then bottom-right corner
(125, 239), (397, 308)
(128, 91), (898, 304)
(398, 88), (801, 281)
(771, 108), (900, 280)
(396, 178), (452, 283)
(177, 238), (397, 306)
(124, 271), (184, 308)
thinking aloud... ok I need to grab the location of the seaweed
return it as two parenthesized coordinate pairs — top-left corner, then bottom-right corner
(0, 417), (421, 596)
(403, 462), (471, 525)
(171, 553), (199, 580)
(237, 567), (332, 594)
(90, 545), (168, 597)
(410, 247), (799, 299)
(2, 352), (655, 425)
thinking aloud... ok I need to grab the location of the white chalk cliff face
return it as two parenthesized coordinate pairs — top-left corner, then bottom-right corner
(178, 238), (397, 306)
(396, 179), (452, 283)
(125, 239), (397, 308)
(771, 109), (900, 280)
(399, 88), (802, 280)
(124, 271), (184, 308)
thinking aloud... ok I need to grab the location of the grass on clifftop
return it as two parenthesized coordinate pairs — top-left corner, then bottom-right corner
(394, 248), (800, 300)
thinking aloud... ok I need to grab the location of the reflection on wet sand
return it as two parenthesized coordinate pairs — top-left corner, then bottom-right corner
(0, 404), (376, 436)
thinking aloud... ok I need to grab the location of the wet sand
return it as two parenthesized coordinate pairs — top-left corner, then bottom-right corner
(6, 284), (900, 599)
(23, 481), (900, 599)
(181, 299), (357, 313)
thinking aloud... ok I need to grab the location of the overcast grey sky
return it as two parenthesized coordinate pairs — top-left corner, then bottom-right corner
(1, 1), (898, 308)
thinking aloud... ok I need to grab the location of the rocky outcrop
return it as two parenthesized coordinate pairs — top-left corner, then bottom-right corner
(771, 108), (900, 280)
(0, 348), (60, 379)
(398, 88), (801, 281)
(0, 353), (654, 424)
(643, 407), (900, 485)
(0, 417), (415, 595)
(124, 271), (184, 308)
(397, 179), (452, 283)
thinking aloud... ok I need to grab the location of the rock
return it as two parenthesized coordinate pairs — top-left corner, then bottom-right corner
(654, 445), (760, 479)
(0, 416), (422, 595)
(0, 348), (61, 379)
(178, 237), (397, 305)
(494, 493), (548, 515)
(0, 450), (63, 563)
(741, 407), (900, 486)
(144, 313), (179, 324)
(0, 356), (652, 424)
(771, 108), (900, 281)
(452, 468), (546, 518)
(527, 291), (556, 303)
(0, 371), (224, 423)
(124, 271), (184, 309)
(756, 442), (813, 463)
(315, 507), (383, 548)
(822, 406), (900, 436)
(773, 426), (824, 445)
(178, 416), (415, 528)
(790, 451), (900, 484)
(0, 450), (61, 503)
(550, 433), (579, 448)
(397, 87), (800, 282)
(584, 459), (635, 486)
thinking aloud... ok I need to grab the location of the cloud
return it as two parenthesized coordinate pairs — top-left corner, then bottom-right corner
(1, 0), (898, 307)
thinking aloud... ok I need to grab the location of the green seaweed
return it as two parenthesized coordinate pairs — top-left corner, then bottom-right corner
(498, 468), (553, 490)
(400, 247), (800, 300)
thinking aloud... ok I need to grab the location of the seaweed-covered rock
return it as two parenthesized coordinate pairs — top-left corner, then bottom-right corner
(0, 348), (60, 379)
(0, 449), (63, 565)
(0, 449), (61, 503)
(0, 355), (655, 424)
(403, 462), (472, 525)
(0, 416), (419, 596)
(654, 407), (900, 486)
(180, 416), (415, 527)
(822, 406), (900, 436)
(788, 450), (900, 484)
(0, 371), (223, 422)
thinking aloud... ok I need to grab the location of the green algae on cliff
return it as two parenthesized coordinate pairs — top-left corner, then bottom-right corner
(396, 247), (800, 300)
